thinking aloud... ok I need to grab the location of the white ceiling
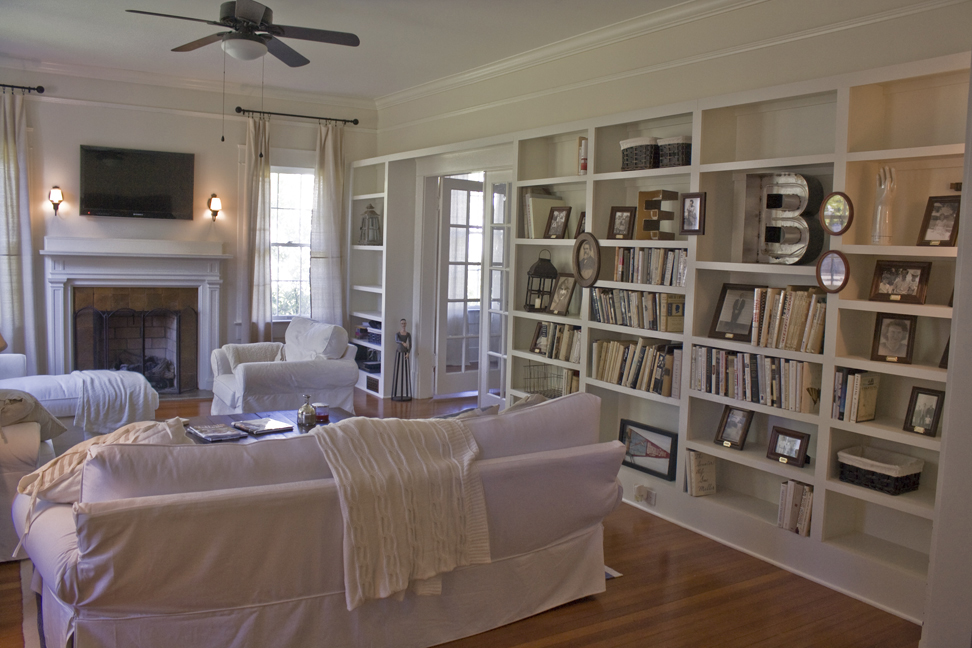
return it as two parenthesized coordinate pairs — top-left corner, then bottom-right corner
(0, 0), (687, 102)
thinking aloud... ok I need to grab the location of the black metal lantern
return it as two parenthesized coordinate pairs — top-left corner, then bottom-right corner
(525, 249), (559, 312)
(358, 203), (382, 246)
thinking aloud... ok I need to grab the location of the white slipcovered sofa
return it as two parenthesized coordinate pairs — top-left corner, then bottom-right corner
(13, 393), (623, 648)
(211, 317), (358, 415)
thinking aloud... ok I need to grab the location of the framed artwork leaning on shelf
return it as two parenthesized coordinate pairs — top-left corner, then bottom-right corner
(904, 386), (945, 436)
(917, 195), (960, 246)
(619, 419), (677, 481)
(709, 283), (761, 342)
(766, 427), (811, 466)
(679, 192), (706, 235)
(715, 405), (754, 450)
(543, 206), (572, 239)
(607, 206), (636, 240)
(572, 232), (600, 288)
(574, 211), (586, 238)
(547, 273), (576, 316)
(869, 260), (930, 304)
(870, 313), (917, 364)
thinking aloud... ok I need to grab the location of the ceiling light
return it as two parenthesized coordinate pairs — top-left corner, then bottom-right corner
(221, 34), (268, 61)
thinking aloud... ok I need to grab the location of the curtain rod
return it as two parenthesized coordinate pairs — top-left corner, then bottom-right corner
(0, 83), (44, 94)
(235, 106), (358, 125)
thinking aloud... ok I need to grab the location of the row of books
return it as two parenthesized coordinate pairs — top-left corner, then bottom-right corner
(686, 450), (716, 497)
(612, 247), (688, 286)
(778, 480), (813, 536)
(530, 322), (582, 364)
(590, 288), (685, 332)
(690, 346), (822, 414)
(562, 369), (580, 396)
(591, 339), (682, 398)
(751, 286), (826, 354)
(832, 369), (880, 423)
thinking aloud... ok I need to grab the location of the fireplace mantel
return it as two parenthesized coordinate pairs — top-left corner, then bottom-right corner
(42, 237), (231, 389)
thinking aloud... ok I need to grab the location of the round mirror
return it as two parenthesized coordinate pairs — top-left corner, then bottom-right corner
(816, 250), (849, 293)
(820, 191), (854, 236)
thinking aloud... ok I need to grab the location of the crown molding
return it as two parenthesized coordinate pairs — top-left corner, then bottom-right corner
(0, 56), (375, 112)
(378, 0), (969, 133)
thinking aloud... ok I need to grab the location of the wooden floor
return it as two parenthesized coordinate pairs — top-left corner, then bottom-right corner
(0, 394), (922, 648)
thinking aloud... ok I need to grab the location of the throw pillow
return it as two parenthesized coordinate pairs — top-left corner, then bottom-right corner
(0, 389), (68, 442)
(285, 317), (349, 361)
(500, 392), (547, 414)
(222, 342), (285, 372)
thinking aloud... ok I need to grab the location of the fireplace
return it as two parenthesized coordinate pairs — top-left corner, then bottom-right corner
(73, 287), (199, 393)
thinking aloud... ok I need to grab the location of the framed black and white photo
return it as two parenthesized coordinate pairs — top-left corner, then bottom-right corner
(903, 387), (945, 436)
(679, 192), (706, 235)
(543, 206), (571, 239)
(607, 206), (636, 240)
(547, 273), (576, 316)
(619, 419), (677, 480)
(917, 195), (960, 247)
(870, 313), (917, 364)
(715, 406), (754, 450)
(766, 427), (811, 466)
(708, 283), (761, 342)
(869, 260), (931, 304)
(574, 211), (586, 238)
(571, 232), (600, 288)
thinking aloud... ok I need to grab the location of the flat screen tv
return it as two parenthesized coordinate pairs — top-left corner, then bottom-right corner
(80, 145), (195, 220)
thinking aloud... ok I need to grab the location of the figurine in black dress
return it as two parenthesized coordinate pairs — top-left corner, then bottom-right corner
(391, 318), (412, 401)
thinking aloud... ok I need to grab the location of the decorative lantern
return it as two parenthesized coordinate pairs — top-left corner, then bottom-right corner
(358, 203), (383, 245)
(524, 249), (559, 312)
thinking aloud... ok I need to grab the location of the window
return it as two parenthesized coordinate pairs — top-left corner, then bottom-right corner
(270, 168), (314, 319)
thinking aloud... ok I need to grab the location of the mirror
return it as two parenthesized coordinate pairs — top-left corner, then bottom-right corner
(820, 191), (854, 236)
(816, 250), (849, 293)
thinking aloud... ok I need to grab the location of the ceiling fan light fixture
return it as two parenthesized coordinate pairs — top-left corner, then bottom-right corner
(221, 33), (268, 60)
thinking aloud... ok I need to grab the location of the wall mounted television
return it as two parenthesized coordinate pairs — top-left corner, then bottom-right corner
(79, 145), (195, 220)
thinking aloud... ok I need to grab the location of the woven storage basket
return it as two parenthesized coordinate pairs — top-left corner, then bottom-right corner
(658, 136), (692, 167)
(837, 446), (924, 495)
(620, 137), (658, 171)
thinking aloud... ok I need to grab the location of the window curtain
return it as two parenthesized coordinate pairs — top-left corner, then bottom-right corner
(0, 92), (39, 370)
(242, 116), (273, 342)
(310, 123), (346, 327)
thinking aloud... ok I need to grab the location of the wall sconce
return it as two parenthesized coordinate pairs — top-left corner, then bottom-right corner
(207, 194), (222, 221)
(49, 186), (63, 216)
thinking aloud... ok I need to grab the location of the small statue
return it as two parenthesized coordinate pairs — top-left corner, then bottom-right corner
(391, 318), (412, 402)
(871, 166), (896, 245)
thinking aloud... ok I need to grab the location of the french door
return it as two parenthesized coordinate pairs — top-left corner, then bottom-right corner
(479, 171), (511, 408)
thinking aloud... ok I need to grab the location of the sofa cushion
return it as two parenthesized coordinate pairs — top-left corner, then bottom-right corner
(285, 317), (348, 361)
(211, 374), (241, 410)
(462, 392), (600, 460)
(80, 435), (332, 503)
(222, 342), (284, 372)
(17, 418), (191, 504)
(0, 389), (68, 441)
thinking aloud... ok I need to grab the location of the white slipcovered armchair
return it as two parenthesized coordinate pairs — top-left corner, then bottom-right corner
(210, 317), (359, 415)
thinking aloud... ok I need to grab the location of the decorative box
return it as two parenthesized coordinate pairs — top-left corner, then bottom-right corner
(367, 331), (381, 345)
(620, 137), (658, 171)
(837, 446), (923, 495)
(658, 136), (692, 168)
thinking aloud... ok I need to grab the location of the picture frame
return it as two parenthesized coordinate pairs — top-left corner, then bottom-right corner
(917, 195), (960, 247)
(816, 250), (849, 293)
(903, 386), (945, 436)
(574, 211), (586, 238)
(607, 206), (636, 240)
(543, 206), (572, 239)
(869, 260), (931, 304)
(766, 426), (811, 466)
(708, 283), (761, 342)
(529, 321), (545, 354)
(547, 273), (576, 316)
(619, 419), (677, 481)
(572, 232), (601, 288)
(678, 192), (706, 235)
(715, 405), (754, 450)
(870, 313), (917, 364)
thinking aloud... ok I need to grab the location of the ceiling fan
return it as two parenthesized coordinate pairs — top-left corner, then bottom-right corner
(127, 0), (359, 68)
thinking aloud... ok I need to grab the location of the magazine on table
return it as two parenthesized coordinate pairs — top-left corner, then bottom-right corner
(231, 418), (295, 435)
(186, 424), (248, 442)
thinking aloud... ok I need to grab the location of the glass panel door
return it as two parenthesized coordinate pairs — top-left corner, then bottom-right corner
(479, 171), (511, 408)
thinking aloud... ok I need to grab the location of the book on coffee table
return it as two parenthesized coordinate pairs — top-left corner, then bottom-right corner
(231, 418), (295, 435)
(186, 424), (248, 442)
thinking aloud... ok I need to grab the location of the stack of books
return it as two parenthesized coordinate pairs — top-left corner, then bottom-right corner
(589, 288), (684, 333)
(778, 480), (813, 536)
(752, 287), (827, 354)
(530, 322), (582, 363)
(612, 247), (688, 286)
(591, 339), (682, 398)
(186, 424), (247, 442)
(831, 369), (879, 422)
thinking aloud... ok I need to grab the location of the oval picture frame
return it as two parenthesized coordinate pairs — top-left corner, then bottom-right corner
(820, 191), (854, 236)
(816, 249), (850, 293)
(572, 232), (601, 288)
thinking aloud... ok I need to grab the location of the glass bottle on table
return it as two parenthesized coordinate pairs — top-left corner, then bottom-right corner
(298, 394), (316, 428)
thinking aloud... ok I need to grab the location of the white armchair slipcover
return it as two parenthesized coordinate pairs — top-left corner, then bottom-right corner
(210, 318), (358, 415)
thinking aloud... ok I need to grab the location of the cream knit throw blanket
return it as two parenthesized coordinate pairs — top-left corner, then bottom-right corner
(314, 416), (490, 610)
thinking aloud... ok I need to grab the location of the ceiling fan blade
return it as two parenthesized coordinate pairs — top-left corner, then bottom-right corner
(271, 24), (360, 47)
(265, 37), (310, 67)
(126, 9), (223, 27)
(172, 33), (228, 53)
(233, 0), (270, 25)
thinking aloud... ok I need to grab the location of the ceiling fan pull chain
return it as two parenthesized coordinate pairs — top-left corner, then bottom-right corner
(220, 47), (226, 142)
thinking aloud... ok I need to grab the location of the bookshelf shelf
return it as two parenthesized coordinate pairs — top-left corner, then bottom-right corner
(830, 417), (942, 451)
(824, 532), (929, 579)
(685, 439), (812, 481)
(691, 337), (826, 363)
(586, 378), (681, 405)
(510, 349), (581, 370)
(839, 245), (958, 258)
(352, 192), (385, 201)
(595, 280), (686, 293)
(516, 176), (588, 188)
(836, 299), (952, 319)
(699, 153), (836, 174)
(591, 167), (693, 182)
(351, 284), (383, 294)
(589, 321), (685, 342)
(695, 261), (818, 276)
(845, 143), (964, 162)
(688, 391), (821, 424)
(835, 355), (947, 382)
(701, 489), (780, 527)
(824, 478), (936, 520)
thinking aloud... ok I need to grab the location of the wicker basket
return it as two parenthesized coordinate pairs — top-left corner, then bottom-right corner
(658, 136), (692, 167)
(837, 446), (924, 495)
(620, 137), (658, 171)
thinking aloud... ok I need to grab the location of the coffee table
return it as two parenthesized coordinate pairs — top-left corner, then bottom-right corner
(184, 407), (353, 443)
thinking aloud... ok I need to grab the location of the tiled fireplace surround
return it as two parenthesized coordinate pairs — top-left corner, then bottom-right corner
(42, 237), (228, 390)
